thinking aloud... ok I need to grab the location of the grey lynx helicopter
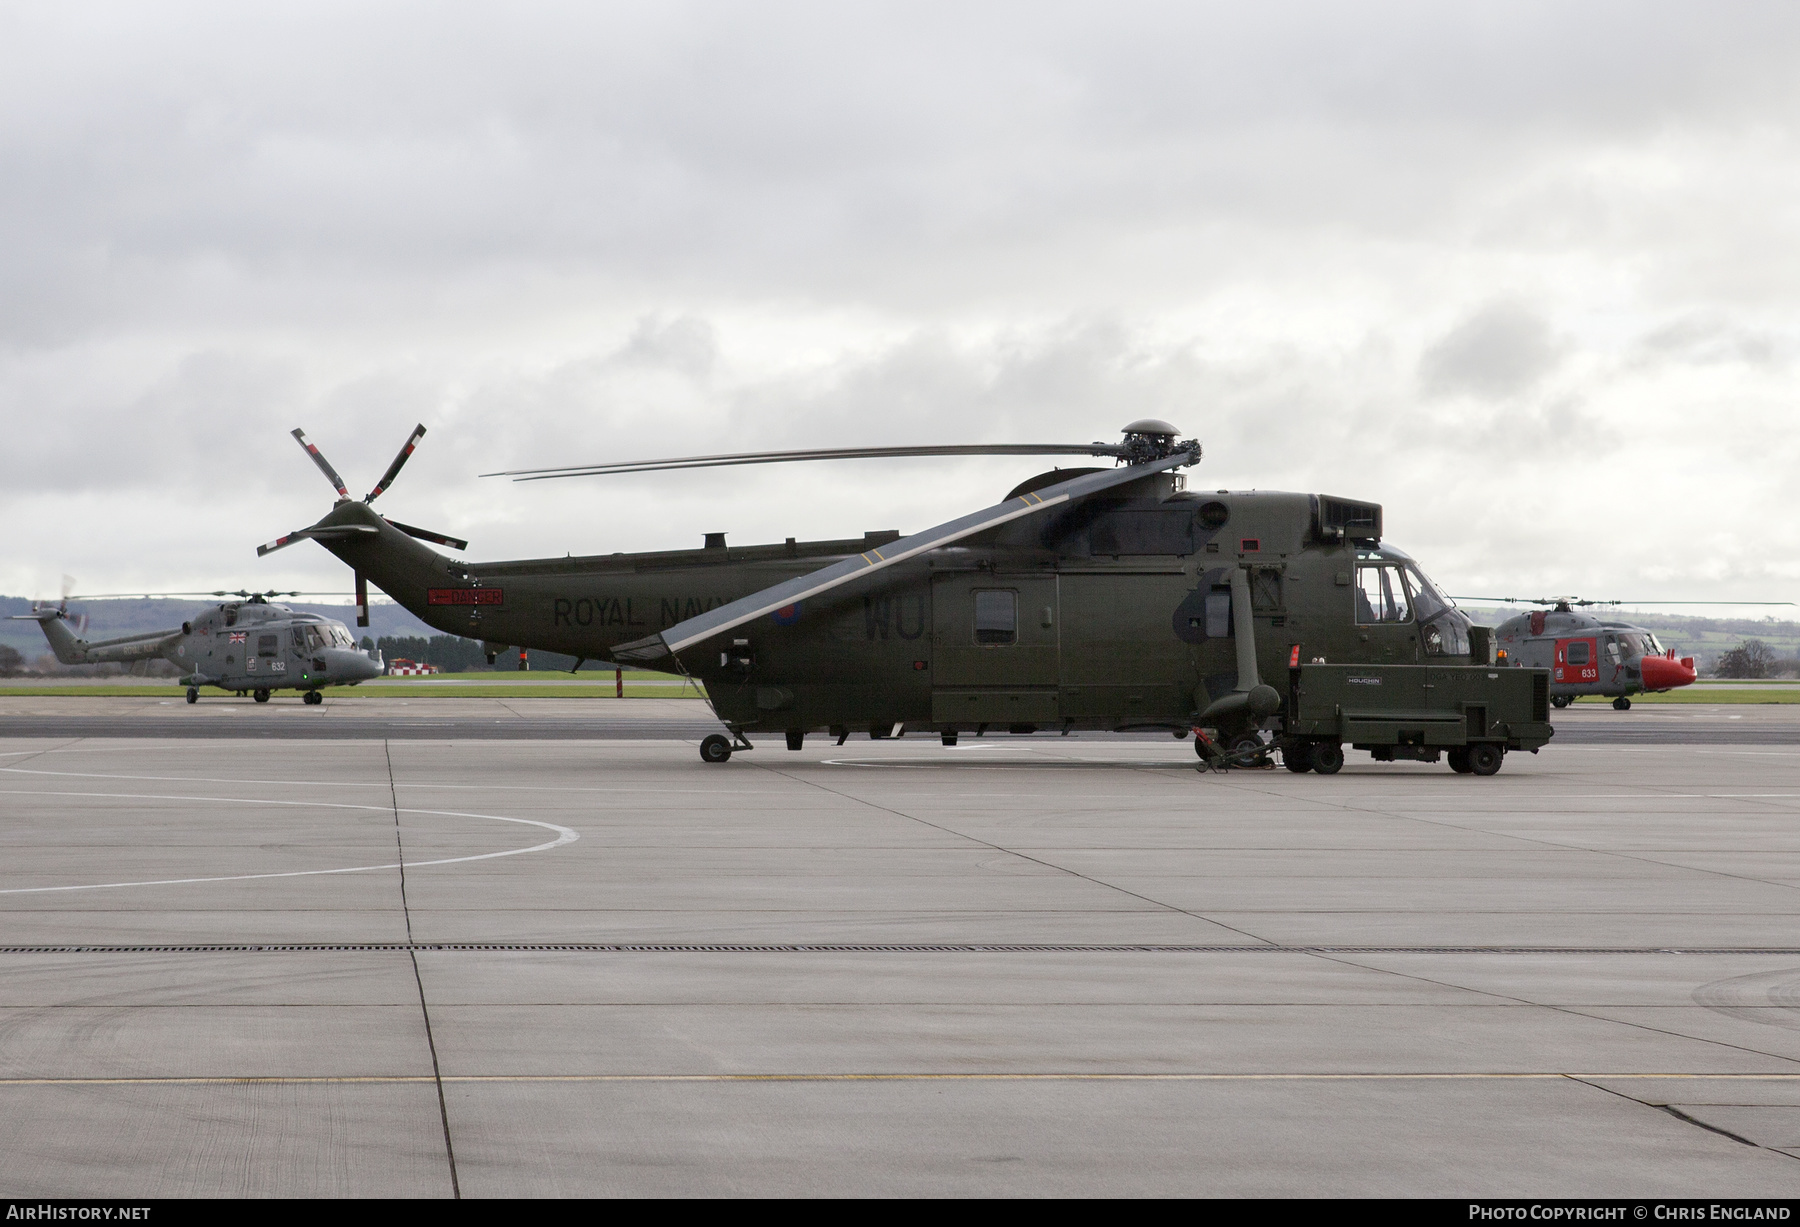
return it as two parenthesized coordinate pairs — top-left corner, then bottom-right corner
(14, 590), (384, 703)
(1462, 596), (1794, 709)
(259, 419), (1551, 773)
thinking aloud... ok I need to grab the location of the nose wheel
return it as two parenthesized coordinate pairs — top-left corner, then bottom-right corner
(252, 689), (270, 703)
(303, 690), (323, 705)
(185, 687), (198, 705)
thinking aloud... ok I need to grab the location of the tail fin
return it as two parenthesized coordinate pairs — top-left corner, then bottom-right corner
(8, 608), (90, 664)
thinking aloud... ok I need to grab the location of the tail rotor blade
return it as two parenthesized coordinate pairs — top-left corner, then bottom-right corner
(291, 428), (351, 500)
(383, 518), (468, 551)
(365, 424), (427, 503)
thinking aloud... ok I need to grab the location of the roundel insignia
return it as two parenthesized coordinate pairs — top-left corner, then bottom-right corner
(773, 603), (802, 626)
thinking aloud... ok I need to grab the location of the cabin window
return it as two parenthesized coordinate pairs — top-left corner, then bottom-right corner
(1204, 591), (1231, 638)
(257, 634), (279, 657)
(1088, 510), (1195, 556)
(1354, 565), (1412, 624)
(973, 590), (1017, 645)
(1567, 641), (1591, 666)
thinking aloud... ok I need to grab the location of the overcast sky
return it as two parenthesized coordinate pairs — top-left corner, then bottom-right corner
(6, 1), (1800, 615)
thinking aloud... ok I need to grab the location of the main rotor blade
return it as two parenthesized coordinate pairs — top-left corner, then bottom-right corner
(484, 443), (1128, 481)
(612, 447), (1197, 662)
(383, 518), (469, 551)
(257, 528), (315, 557)
(365, 424), (427, 503)
(54, 590), (353, 599)
(291, 428), (351, 500)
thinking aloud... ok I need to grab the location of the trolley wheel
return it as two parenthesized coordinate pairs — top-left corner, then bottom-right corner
(1468, 743), (1504, 776)
(785, 729), (804, 751)
(1227, 731), (1263, 753)
(1309, 742), (1345, 774)
(941, 730), (958, 747)
(700, 734), (733, 764)
(304, 690), (323, 706)
(1447, 747), (1472, 774)
(1612, 695), (1632, 711)
(253, 689), (270, 703)
(1551, 695), (1571, 709)
(1283, 743), (1313, 773)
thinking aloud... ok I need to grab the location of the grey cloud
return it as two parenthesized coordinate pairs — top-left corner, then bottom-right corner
(1419, 302), (1566, 400)
(1634, 313), (1790, 369)
(7, 3), (1800, 342)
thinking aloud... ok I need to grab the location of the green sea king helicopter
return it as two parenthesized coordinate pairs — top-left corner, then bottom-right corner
(12, 589), (384, 703)
(261, 420), (1546, 771)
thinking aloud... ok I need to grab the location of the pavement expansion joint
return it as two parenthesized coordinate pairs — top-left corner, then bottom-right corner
(8, 943), (1800, 954)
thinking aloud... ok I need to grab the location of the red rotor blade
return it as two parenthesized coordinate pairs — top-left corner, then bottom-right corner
(256, 529), (313, 557)
(365, 424), (427, 503)
(290, 428), (350, 500)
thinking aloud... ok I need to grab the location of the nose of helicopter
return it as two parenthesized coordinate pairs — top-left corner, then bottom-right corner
(325, 647), (384, 682)
(1639, 652), (1697, 691)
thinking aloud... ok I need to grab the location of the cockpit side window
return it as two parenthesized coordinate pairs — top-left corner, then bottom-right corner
(1354, 565), (1412, 624)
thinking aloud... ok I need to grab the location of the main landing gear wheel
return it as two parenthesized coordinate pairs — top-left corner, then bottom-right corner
(185, 687), (198, 705)
(1467, 743), (1504, 776)
(253, 689), (270, 703)
(304, 690), (323, 706)
(1613, 695), (1632, 711)
(1309, 742), (1345, 775)
(1447, 747), (1472, 774)
(1551, 695), (1572, 709)
(700, 734), (733, 764)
